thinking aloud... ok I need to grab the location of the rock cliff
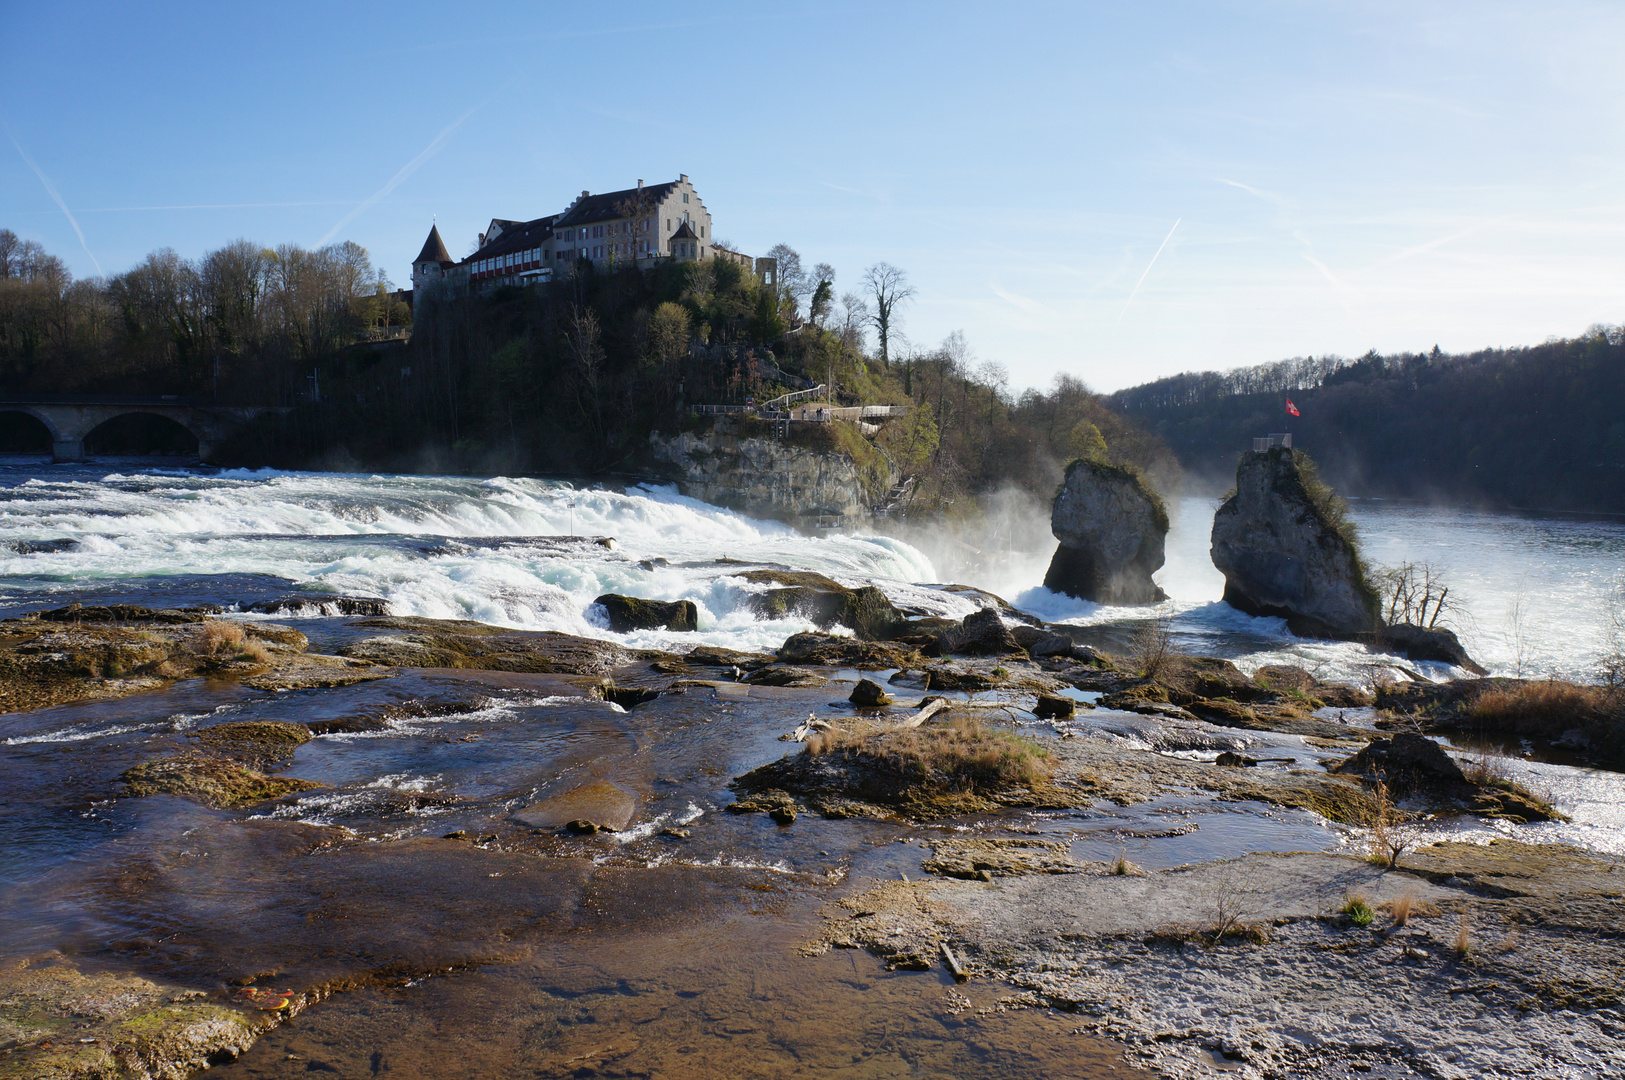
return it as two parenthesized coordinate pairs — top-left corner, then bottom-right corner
(1042, 459), (1169, 605)
(1210, 448), (1381, 639)
(648, 430), (894, 523)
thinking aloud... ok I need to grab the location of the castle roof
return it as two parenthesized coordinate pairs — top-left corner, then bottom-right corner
(671, 220), (699, 240)
(555, 181), (680, 227)
(462, 215), (558, 265)
(414, 224), (452, 266)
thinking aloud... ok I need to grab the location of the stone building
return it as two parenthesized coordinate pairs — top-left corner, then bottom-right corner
(411, 175), (775, 302)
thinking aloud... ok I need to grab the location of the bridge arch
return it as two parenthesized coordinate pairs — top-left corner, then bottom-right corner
(83, 412), (201, 457)
(0, 408), (59, 453)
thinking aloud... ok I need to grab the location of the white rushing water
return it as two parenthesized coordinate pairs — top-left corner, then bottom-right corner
(1019, 495), (1624, 685)
(0, 467), (1619, 681)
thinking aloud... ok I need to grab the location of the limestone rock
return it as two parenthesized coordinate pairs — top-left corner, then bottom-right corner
(1210, 448), (1381, 639)
(739, 570), (906, 640)
(594, 593), (698, 632)
(1042, 459), (1169, 605)
(1331, 733), (1467, 794)
(648, 430), (895, 523)
(1033, 694), (1076, 719)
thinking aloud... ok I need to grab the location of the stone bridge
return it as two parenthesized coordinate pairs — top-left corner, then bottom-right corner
(0, 396), (285, 462)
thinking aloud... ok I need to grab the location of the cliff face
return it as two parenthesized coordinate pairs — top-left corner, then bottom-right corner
(648, 431), (894, 523)
(1042, 459), (1169, 605)
(1210, 448), (1381, 639)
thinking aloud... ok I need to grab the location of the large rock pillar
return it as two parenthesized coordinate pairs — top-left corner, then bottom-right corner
(1042, 459), (1169, 605)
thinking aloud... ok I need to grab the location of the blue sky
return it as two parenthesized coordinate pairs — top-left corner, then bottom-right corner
(3, 1), (1622, 392)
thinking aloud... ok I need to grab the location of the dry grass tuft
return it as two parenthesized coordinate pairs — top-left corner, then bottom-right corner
(1378, 890), (1440, 927)
(1453, 913), (1474, 956)
(807, 718), (1057, 794)
(1460, 745), (1516, 787)
(195, 619), (248, 656)
(1110, 850), (1145, 877)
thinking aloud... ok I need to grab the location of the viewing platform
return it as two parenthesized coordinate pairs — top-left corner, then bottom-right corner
(1251, 432), (1294, 452)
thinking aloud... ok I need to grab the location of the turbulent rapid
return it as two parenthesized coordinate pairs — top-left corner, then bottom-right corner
(2, 466), (1616, 684)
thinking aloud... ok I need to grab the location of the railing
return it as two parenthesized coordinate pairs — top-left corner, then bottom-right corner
(1252, 432), (1294, 452)
(762, 385), (826, 410)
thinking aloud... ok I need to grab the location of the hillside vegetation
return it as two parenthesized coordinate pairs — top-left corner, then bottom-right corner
(0, 227), (1176, 519)
(1106, 329), (1625, 514)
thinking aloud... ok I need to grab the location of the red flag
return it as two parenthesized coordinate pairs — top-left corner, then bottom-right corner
(1286, 398), (1300, 417)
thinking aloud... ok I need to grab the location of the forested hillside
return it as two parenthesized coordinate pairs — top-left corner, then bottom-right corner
(0, 227), (1177, 519)
(1106, 330), (1625, 514)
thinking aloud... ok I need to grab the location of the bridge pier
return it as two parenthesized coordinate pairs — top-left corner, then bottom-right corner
(52, 438), (84, 463)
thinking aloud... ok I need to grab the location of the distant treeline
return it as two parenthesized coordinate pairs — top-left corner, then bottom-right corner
(0, 228), (407, 402)
(1106, 329), (1625, 513)
(0, 227), (1177, 517)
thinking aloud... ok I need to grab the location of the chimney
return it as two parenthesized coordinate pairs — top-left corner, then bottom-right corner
(582, 190), (590, 198)
(637, 179), (643, 189)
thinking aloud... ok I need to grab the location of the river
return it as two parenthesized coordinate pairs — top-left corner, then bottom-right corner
(1, 463), (1621, 1078)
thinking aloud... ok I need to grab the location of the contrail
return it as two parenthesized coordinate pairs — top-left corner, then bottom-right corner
(317, 103), (482, 247)
(1118, 217), (1180, 322)
(5, 127), (102, 275)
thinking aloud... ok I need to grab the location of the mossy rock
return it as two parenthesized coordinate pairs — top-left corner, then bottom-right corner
(121, 753), (325, 808)
(743, 575), (906, 640)
(594, 594), (698, 632)
(190, 721), (313, 767)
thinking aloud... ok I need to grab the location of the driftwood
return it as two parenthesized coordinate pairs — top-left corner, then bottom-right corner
(783, 714), (839, 742)
(897, 696), (951, 729)
(939, 941), (968, 982)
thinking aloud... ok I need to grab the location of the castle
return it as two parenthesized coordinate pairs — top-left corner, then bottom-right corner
(410, 175), (776, 302)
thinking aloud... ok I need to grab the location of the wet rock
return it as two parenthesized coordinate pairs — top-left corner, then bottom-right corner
(738, 570), (906, 640)
(28, 602), (216, 624)
(682, 644), (774, 670)
(598, 683), (661, 708)
(338, 618), (634, 675)
(1210, 447), (1382, 639)
(245, 595), (391, 617)
(1042, 459), (1170, 605)
(1214, 751), (1257, 767)
(1011, 625), (1076, 657)
(512, 780), (639, 832)
(1033, 694), (1077, 719)
(594, 594), (698, 633)
(849, 679), (893, 707)
(776, 632), (920, 669)
(1331, 733), (1467, 793)
(922, 837), (1091, 879)
(0, 951), (267, 1080)
(121, 753), (326, 808)
(937, 608), (1023, 656)
(1254, 664), (1318, 694)
(936, 585), (1044, 626)
(1382, 623), (1488, 675)
(922, 664), (996, 691)
(740, 665), (826, 688)
(190, 721), (313, 768)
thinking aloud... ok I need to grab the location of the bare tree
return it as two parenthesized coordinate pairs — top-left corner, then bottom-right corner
(764, 243), (806, 315)
(862, 262), (914, 366)
(1377, 562), (1459, 628)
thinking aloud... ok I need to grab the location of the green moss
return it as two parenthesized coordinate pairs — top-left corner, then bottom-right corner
(121, 753), (326, 808)
(1269, 447), (1382, 621)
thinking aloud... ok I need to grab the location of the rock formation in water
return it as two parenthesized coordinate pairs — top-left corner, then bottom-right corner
(1210, 448), (1381, 639)
(1042, 459), (1169, 605)
(594, 593), (698, 632)
(648, 428), (895, 523)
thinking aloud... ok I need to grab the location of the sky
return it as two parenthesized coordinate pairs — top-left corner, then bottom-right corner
(3, 0), (1623, 393)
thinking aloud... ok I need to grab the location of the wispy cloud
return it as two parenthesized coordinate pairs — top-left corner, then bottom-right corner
(317, 102), (483, 247)
(1294, 229), (1356, 312)
(5, 124), (101, 274)
(989, 279), (1050, 316)
(1118, 218), (1180, 322)
(1216, 177), (1290, 207)
(81, 201), (347, 213)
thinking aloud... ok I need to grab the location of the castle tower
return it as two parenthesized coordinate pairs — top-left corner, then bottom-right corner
(411, 224), (454, 296)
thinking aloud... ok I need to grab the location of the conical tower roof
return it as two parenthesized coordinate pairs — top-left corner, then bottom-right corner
(414, 224), (452, 265)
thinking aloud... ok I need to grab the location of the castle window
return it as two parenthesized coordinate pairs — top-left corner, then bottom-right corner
(682, 193), (689, 203)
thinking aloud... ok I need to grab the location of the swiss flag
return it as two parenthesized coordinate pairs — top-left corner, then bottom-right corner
(1286, 398), (1300, 417)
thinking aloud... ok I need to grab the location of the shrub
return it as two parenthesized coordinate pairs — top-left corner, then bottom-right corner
(1130, 613), (1177, 681)
(1364, 782), (1424, 869)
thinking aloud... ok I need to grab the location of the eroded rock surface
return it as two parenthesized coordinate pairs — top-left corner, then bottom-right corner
(1042, 459), (1169, 605)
